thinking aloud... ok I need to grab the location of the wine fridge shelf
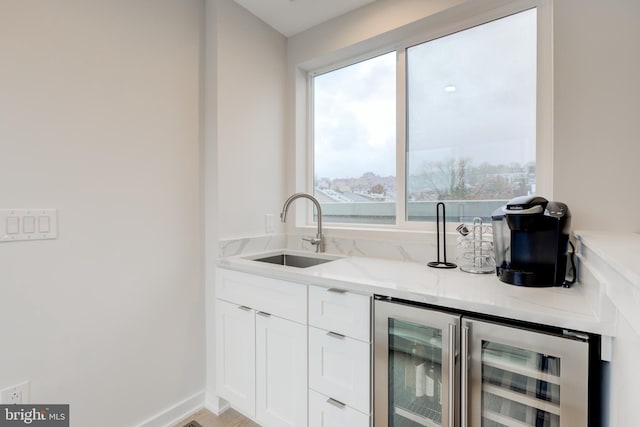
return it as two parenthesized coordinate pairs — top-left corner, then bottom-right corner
(483, 384), (560, 416)
(394, 405), (441, 427)
(482, 352), (561, 385)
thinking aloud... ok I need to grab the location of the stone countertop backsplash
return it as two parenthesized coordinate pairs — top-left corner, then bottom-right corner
(220, 232), (456, 264)
(219, 232), (617, 336)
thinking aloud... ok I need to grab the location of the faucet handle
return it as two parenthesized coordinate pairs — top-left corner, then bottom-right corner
(302, 236), (324, 253)
(302, 237), (322, 246)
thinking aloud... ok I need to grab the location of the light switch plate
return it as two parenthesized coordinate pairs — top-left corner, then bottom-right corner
(0, 209), (57, 242)
(265, 214), (275, 233)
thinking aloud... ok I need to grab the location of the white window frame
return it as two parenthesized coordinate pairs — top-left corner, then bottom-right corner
(294, 0), (553, 236)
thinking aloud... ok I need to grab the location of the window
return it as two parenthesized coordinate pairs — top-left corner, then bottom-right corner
(406, 9), (537, 222)
(310, 6), (544, 227)
(313, 52), (397, 224)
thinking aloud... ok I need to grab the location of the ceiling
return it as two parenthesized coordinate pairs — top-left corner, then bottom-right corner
(232, 0), (377, 37)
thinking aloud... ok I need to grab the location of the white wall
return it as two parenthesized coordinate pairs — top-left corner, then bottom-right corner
(204, 0), (221, 412)
(607, 312), (640, 426)
(553, 0), (640, 232)
(287, 0), (465, 67)
(0, 1), (205, 426)
(214, 0), (287, 239)
(203, 0), (287, 410)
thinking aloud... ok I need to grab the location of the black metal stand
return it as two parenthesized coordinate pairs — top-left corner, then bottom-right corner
(428, 202), (457, 269)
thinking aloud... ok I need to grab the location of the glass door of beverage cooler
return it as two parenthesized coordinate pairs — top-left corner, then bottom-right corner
(375, 299), (460, 427)
(463, 318), (590, 427)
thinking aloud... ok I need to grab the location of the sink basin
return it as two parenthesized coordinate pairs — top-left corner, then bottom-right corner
(249, 252), (339, 268)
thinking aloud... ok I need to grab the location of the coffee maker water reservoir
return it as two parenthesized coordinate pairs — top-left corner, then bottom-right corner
(491, 196), (571, 287)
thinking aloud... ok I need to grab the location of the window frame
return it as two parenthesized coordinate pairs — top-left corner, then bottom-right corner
(296, 0), (552, 234)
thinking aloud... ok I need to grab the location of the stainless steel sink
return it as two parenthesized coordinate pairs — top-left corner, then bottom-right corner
(250, 252), (339, 268)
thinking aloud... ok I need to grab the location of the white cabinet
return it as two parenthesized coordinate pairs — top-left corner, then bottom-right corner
(308, 285), (370, 342)
(215, 268), (307, 427)
(215, 299), (256, 418)
(309, 389), (370, 427)
(308, 285), (372, 426)
(217, 268), (307, 323)
(256, 312), (307, 427)
(308, 326), (370, 414)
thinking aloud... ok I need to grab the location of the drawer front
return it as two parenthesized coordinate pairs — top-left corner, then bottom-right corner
(308, 326), (371, 414)
(309, 285), (371, 342)
(309, 389), (370, 427)
(216, 268), (306, 323)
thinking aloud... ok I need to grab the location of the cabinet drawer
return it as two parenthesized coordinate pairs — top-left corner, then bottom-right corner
(309, 389), (369, 427)
(216, 268), (306, 323)
(308, 326), (371, 414)
(309, 285), (371, 342)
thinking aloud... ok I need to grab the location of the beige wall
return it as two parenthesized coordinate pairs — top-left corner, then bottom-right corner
(0, 1), (204, 425)
(203, 0), (287, 408)
(287, 0), (465, 67)
(215, 0), (287, 239)
(553, 0), (640, 232)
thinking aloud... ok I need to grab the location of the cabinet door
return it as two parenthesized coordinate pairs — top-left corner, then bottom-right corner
(464, 318), (589, 427)
(215, 300), (256, 418)
(308, 326), (371, 414)
(256, 313), (307, 427)
(309, 389), (370, 427)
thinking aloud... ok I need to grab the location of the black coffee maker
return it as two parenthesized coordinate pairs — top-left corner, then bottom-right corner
(491, 195), (571, 287)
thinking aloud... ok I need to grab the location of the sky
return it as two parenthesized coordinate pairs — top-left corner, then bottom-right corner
(313, 8), (537, 181)
(313, 51), (397, 180)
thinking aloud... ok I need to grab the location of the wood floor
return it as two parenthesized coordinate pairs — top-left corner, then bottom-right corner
(173, 408), (260, 427)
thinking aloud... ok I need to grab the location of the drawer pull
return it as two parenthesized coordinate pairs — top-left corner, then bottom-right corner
(327, 288), (347, 293)
(238, 305), (251, 311)
(257, 311), (271, 317)
(326, 331), (345, 339)
(327, 397), (346, 409)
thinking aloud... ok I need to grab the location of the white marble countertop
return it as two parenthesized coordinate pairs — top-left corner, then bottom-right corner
(575, 230), (640, 289)
(574, 230), (640, 338)
(219, 248), (612, 335)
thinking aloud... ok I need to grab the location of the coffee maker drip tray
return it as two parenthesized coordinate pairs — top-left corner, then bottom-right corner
(496, 264), (560, 287)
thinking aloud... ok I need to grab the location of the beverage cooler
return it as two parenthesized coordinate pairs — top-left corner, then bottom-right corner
(374, 296), (599, 427)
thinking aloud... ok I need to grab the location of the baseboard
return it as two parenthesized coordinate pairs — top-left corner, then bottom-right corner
(136, 391), (205, 427)
(204, 394), (229, 415)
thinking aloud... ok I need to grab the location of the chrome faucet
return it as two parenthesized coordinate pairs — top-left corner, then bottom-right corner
(280, 192), (324, 253)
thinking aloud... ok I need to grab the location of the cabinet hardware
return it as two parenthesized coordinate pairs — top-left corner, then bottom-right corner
(257, 311), (271, 317)
(461, 325), (469, 427)
(326, 331), (346, 339)
(326, 397), (346, 409)
(327, 288), (347, 293)
(238, 305), (251, 311)
(448, 323), (456, 427)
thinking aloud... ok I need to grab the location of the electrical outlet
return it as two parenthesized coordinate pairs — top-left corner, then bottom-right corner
(1, 381), (30, 404)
